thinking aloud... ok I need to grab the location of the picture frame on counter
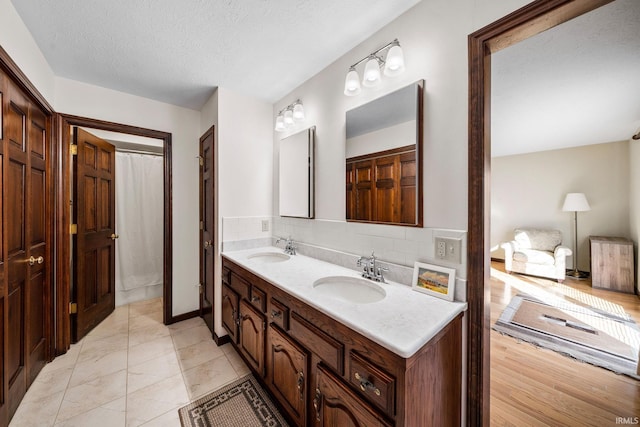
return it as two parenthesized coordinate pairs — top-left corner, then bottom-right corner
(412, 262), (456, 301)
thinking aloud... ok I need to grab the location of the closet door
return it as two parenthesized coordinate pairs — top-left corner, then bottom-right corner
(1, 75), (51, 423)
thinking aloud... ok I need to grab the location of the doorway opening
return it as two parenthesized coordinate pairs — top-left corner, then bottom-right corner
(56, 114), (173, 352)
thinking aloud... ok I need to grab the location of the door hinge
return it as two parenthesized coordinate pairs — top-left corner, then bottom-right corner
(70, 144), (78, 155)
(70, 224), (78, 235)
(199, 283), (204, 294)
(199, 221), (204, 230)
(69, 302), (77, 314)
(198, 155), (204, 166)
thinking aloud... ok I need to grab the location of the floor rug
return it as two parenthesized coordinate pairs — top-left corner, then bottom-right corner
(493, 294), (640, 380)
(178, 375), (290, 427)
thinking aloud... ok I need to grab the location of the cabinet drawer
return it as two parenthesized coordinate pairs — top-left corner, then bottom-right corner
(250, 285), (267, 312)
(269, 298), (289, 330)
(230, 272), (250, 300)
(222, 266), (231, 285)
(290, 312), (344, 374)
(349, 351), (396, 416)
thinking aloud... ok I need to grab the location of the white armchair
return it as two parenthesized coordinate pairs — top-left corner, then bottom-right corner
(500, 228), (572, 283)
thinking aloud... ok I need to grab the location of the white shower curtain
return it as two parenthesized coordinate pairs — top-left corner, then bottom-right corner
(115, 152), (164, 306)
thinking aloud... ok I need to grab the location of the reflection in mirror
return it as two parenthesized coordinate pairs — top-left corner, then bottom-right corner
(279, 126), (315, 218)
(346, 80), (423, 226)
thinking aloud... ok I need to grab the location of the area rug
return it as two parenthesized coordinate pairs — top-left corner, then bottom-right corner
(178, 375), (290, 427)
(493, 294), (640, 380)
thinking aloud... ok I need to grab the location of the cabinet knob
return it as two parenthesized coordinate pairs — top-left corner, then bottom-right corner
(313, 388), (322, 421)
(354, 372), (380, 396)
(270, 310), (282, 318)
(28, 256), (44, 266)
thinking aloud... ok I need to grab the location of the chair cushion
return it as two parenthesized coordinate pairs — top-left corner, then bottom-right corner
(513, 249), (555, 265)
(514, 228), (562, 252)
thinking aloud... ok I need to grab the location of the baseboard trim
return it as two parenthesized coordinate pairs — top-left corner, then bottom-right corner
(213, 332), (230, 346)
(166, 309), (199, 325)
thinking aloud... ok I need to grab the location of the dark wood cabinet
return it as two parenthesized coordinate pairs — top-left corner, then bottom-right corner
(221, 257), (462, 427)
(221, 284), (239, 343)
(239, 299), (265, 377)
(346, 146), (416, 225)
(267, 324), (308, 426)
(314, 364), (392, 427)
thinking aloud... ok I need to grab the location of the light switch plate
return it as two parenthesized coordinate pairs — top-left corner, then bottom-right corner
(261, 220), (269, 232)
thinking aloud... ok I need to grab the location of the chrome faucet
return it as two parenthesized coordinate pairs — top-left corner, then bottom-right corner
(275, 236), (297, 255)
(356, 251), (389, 283)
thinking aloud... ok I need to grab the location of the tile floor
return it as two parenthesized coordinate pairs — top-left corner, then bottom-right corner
(9, 297), (250, 427)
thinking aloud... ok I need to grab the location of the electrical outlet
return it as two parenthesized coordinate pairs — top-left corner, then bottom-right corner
(261, 220), (269, 232)
(435, 237), (461, 263)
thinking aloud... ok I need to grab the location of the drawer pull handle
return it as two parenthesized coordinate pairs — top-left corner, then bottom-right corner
(297, 371), (304, 400)
(271, 310), (282, 319)
(313, 388), (322, 421)
(251, 296), (261, 303)
(354, 372), (381, 396)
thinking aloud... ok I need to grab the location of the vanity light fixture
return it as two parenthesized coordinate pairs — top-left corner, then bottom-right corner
(275, 99), (305, 132)
(343, 39), (405, 96)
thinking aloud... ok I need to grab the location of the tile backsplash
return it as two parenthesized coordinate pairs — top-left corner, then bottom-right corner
(221, 215), (467, 302)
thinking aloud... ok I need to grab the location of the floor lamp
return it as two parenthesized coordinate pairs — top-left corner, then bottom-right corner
(562, 192), (591, 279)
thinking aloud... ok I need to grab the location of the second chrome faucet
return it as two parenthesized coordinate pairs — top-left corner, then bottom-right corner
(356, 251), (388, 283)
(275, 236), (297, 256)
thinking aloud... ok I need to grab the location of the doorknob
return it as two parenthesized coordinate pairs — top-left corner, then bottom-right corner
(204, 240), (212, 248)
(110, 233), (119, 240)
(28, 256), (44, 266)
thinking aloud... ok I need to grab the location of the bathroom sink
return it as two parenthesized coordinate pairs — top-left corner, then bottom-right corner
(247, 252), (290, 263)
(313, 276), (386, 304)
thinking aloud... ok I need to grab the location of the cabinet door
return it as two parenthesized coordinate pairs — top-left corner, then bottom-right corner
(268, 325), (308, 427)
(313, 365), (391, 427)
(239, 299), (265, 376)
(221, 284), (239, 343)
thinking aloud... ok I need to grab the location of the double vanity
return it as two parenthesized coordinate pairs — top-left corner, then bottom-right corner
(221, 247), (467, 426)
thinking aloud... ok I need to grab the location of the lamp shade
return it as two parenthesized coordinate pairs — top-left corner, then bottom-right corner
(562, 193), (591, 212)
(383, 44), (405, 77)
(292, 102), (305, 121)
(274, 115), (285, 132)
(362, 56), (381, 87)
(283, 109), (294, 126)
(344, 68), (361, 96)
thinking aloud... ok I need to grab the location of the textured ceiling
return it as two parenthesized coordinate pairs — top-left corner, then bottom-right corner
(492, 0), (640, 157)
(11, 0), (421, 109)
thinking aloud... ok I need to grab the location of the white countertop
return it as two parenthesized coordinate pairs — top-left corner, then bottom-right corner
(222, 247), (467, 358)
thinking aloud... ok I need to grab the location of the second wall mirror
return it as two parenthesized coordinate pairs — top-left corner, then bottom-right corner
(345, 80), (424, 226)
(279, 126), (315, 218)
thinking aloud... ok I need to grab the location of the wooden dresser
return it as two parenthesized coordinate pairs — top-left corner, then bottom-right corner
(589, 236), (635, 293)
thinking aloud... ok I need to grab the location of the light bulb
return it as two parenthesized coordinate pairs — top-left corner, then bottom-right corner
(362, 56), (381, 87)
(284, 109), (294, 126)
(275, 115), (285, 132)
(292, 102), (305, 121)
(344, 68), (361, 96)
(384, 44), (405, 77)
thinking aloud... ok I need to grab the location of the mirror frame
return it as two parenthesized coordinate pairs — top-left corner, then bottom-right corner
(279, 126), (315, 219)
(345, 80), (424, 227)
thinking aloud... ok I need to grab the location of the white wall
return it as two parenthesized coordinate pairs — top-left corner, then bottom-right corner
(0, 0), (55, 101)
(56, 77), (202, 316)
(346, 120), (416, 158)
(630, 139), (640, 293)
(491, 141), (631, 272)
(209, 87), (273, 337)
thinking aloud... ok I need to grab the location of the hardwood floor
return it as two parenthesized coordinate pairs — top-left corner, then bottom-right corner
(489, 261), (640, 426)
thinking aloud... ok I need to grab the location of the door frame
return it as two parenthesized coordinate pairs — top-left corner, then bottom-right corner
(466, 0), (613, 424)
(56, 114), (174, 353)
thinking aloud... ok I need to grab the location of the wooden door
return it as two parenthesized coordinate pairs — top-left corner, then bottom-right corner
(239, 299), (265, 376)
(199, 126), (215, 334)
(1, 76), (51, 423)
(268, 324), (308, 426)
(71, 128), (116, 342)
(314, 365), (391, 427)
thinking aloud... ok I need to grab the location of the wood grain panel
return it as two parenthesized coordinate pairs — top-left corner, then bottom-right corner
(290, 311), (344, 375)
(0, 296), (4, 404)
(7, 161), (25, 255)
(7, 286), (23, 386)
(98, 247), (111, 299)
(29, 169), (45, 245)
(0, 154), (3, 263)
(99, 148), (111, 173)
(99, 179), (111, 231)
(239, 299), (265, 376)
(221, 284), (239, 344)
(83, 143), (96, 169)
(28, 119), (45, 160)
(83, 250), (97, 308)
(83, 176), (97, 233)
(7, 102), (25, 152)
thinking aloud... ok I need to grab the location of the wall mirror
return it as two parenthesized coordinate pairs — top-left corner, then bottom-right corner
(279, 126), (315, 218)
(346, 80), (423, 226)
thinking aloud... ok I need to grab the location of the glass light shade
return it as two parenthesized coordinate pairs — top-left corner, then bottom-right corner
(362, 57), (381, 87)
(284, 109), (294, 126)
(274, 115), (285, 132)
(344, 69), (361, 96)
(292, 102), (305, 121)
(384, 45), (405, 77)
(562, 193), (591, 212)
